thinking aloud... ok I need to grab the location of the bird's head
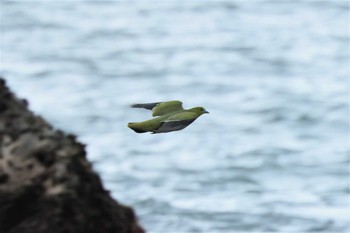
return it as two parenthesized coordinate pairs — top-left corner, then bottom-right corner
(191, 107), (209, 115)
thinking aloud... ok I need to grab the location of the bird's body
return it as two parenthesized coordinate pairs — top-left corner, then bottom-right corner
(128, 100), (209, 134)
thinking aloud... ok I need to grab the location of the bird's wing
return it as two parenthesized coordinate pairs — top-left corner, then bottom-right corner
(153, 112), (197, 133)
(151, 100), (184, 116)
(153, 119), (196, 133)
(131, 100), (184, 117)
(130, 102), (161, 110)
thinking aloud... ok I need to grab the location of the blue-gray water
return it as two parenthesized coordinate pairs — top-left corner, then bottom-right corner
(1, 1), (349, 232)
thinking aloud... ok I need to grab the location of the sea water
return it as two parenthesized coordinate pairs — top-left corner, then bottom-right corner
(1, 1), (349, 232)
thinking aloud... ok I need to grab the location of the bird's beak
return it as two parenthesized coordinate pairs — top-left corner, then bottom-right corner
(204, 110), (209, 114)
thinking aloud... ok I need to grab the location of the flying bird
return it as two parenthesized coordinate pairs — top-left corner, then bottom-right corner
(128, 100), (209, 134)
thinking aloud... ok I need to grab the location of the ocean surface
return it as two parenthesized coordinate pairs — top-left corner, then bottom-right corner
(1, 1), (349, 232)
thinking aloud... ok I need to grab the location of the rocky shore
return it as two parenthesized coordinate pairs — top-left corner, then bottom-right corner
(0, 78), (144, 233)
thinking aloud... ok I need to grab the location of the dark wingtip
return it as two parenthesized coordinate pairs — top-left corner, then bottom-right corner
(129, 102), (161, 110)
(130, 103), (147, 108)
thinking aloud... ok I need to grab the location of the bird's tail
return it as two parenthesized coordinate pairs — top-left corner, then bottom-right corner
(127, 122), (148, 133)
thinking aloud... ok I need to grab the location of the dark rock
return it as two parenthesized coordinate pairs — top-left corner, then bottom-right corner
(0, 78), (145, 233)
(0, 173), (8, 184)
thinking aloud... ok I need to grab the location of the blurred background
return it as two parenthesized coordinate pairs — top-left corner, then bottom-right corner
(1, 1), (349, 232)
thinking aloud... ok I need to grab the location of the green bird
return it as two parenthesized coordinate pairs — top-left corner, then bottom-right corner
(128, 100), (209, 134)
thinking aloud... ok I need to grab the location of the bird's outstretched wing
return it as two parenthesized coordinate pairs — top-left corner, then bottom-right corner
(130, 102), (161, 110)
(131, 100), (184, 117)
(153, 111), (198, 133)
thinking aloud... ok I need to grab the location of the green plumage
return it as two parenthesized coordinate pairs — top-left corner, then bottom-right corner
(128, 100), (209, 134)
